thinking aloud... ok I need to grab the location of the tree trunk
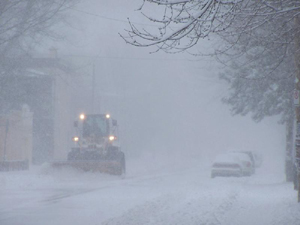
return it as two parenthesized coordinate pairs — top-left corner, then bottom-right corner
(294, 15), (300, 202)
(286, 117), (294, 182)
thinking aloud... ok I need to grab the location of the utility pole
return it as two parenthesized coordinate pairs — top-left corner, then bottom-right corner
(3, 119), (9, 161)
(92, 63), (96, 113)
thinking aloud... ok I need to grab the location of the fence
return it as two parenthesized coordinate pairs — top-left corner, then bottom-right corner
(0, 105), (33, 171)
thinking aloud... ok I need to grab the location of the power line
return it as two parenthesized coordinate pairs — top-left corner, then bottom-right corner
(61, 54), (200, 62)
(70, 8), (160, 27)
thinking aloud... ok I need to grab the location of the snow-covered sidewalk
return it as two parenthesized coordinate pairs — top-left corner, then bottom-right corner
(0, 158), (299, 225)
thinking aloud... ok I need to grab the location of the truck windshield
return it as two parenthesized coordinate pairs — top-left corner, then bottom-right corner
(82, 115), (108, 137)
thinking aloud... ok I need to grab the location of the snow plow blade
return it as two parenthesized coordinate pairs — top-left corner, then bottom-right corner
(51, 160), (124, 175)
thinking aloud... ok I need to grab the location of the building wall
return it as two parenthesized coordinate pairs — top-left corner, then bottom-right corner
(0, 57), (74, 163)
(52, 68), (73, 160)
(0, 106), (33, 163)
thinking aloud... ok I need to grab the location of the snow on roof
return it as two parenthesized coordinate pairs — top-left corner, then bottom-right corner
(227, 152), (252, 162)
(213, 153), (240, 164)
(26, 68), (46, 77)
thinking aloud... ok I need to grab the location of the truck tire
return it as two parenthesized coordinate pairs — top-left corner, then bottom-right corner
(116, 152), (126, 176)
(121, 152), (126, 176)
(67, 148), (80, 161)
(67, 151), (77, 160)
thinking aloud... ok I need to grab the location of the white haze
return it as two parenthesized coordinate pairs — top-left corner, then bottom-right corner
(37, 0), (285, 173)
(1, 1), (297, 225)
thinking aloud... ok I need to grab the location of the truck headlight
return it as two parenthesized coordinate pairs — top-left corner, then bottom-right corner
(79, 113), (85, 120)
(72, 136), (79, 142)
(109, 135), (116, 141)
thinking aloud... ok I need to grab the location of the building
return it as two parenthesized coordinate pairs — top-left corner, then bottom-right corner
(0, 56), (73, 167)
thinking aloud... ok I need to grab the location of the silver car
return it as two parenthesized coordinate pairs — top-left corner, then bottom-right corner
(211, 153), (243, 178)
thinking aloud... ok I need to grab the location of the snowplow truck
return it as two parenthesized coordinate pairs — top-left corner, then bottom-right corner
(53, 113), (125, 175)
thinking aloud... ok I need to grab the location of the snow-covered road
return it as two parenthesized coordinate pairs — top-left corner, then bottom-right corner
(1, 158), (300, 225)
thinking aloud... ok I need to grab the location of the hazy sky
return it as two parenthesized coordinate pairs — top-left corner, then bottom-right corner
(46, 0), (285, 163)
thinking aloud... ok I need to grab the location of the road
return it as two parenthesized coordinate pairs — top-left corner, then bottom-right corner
(0, 158), (299, 225)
